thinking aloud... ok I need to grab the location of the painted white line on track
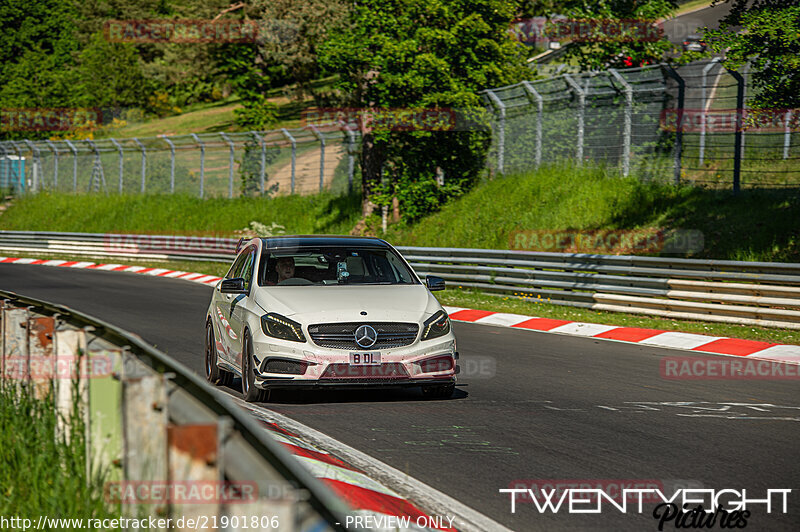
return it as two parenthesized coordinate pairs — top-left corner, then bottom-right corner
(639, 331), (724, 350)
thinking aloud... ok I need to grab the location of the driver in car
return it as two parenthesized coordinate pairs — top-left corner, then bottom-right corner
(275, 256), (295, 283)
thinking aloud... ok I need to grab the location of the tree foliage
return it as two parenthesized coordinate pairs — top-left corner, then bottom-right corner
(319, 0), (529, 221)
(706, 0), (800, 109)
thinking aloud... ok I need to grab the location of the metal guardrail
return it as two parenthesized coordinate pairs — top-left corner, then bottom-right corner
(0, 289), (349, 531)
(2, 231), (799, 329)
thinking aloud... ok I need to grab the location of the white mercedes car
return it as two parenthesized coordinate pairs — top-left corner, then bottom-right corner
(205, 235), (458, 402)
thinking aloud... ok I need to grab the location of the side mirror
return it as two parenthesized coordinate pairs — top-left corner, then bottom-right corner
(220, 277), (246, 293)
(426, 276), (446, 292)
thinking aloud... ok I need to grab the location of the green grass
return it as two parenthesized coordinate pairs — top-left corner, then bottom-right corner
(386, 164), (800, 262)
(0, 192), (361, 237)
(0, 383), (117, 522)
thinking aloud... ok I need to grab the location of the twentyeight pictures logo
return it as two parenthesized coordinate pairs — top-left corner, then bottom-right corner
(500, 486), (792, 529)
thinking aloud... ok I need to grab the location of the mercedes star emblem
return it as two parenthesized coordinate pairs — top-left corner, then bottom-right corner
(354, 324), (378, 348)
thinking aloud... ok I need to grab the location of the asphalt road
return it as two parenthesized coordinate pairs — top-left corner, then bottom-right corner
(2, 264), (798, 531)
(662, 2), (734, 44)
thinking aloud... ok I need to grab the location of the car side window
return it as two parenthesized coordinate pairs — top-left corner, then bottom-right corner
(225, 247), (254, 280)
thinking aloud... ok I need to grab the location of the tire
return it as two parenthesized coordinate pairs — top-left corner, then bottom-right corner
(421, 382), (455, 399)
(205, 320), (221, 384)
(241, 332), (266, 403)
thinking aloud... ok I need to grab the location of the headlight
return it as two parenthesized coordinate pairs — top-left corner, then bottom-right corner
(421, 310), (450, 341)
(261, 313), (306, 343)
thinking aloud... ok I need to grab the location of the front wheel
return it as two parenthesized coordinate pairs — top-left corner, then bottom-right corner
(421, 382), (455, 399)
(241, 333), (267, 403)
(205, 321), (221, 384)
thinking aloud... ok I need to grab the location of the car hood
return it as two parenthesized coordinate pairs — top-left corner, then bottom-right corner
(253, 284), (442, 324)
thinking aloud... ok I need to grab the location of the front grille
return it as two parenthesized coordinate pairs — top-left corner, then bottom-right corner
(321, 363), (409, 380)
(308, 322), (419, 350)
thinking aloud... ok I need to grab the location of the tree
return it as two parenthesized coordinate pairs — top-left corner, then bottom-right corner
(706, 0), (800, 109)
(319, 0), (528, 220)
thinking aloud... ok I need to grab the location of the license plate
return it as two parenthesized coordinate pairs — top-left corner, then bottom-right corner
(349, 352), (381, 366)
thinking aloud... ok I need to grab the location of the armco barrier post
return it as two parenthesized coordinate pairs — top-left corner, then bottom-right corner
(608, 69), (632, 176)
(45, 140), (59, 190)
(728, 67), (745, 195)
(661, 64), (685, 185)
(220, 133), (235, 198)
(191, 134), (205, 198)
(281, 129), (297, 194)
(163, 136), (176, 194)
(2, 306), (28, 387)
(109, 138), (124, 193)
(485, 89), (506, 174)
(132, 137), (146, 194)
(122, 364), (169, 519)
(53, 327), (89, 440)
(87, 348), (123, 476)
(64, 139), (78, 192)
(27, 315), (55, 400)
(563, 74), (585, 164)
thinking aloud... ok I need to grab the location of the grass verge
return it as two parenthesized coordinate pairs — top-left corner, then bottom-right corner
(0, 383), (117, 520)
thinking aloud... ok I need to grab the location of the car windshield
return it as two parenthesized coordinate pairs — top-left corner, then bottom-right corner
(257, 246), (418, 286)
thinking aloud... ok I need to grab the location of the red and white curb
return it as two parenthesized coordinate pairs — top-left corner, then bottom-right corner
(443, 306), (800, 365)
(240, 404), (510, 532)
(0, 256), (222, 286)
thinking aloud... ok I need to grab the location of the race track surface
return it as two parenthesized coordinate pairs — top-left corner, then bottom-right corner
(2, 264), (798, 531)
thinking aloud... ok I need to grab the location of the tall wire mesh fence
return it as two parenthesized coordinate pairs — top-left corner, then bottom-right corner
(1, 60), (797, 197)
(0, 126), (359, 198)
(483, 59), (799, 190)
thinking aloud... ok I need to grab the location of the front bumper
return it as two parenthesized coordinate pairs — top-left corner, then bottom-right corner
(250, 333), (457, 390)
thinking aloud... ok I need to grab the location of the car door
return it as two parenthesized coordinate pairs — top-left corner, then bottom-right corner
(215, 250), (249, 364)
(228, 245), (256, 368)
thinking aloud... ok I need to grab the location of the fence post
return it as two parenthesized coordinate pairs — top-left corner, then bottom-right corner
(84, 139), (106, 193)
(45, 140), (59, 191)
(608, 69), (632, 176)
(563, 74), (585, 164)
(345, 127), (356, 194)
(521, 81), (543, 168)
(280, 129), (297, 194)
(485, 89), (506, 174)
(162, 137), (176, 194)
(220, 133), (235, 198)
(249, 131), (265, 193)
(740, 62), (749, 161)
(191, 134), (205, 198)
(661, 65), (685, 185)
(109, 139), (124, 194)
(23, 140), (41, 192)
(699, 58), (721, 166)
(132, 138), (146, 194)
(64, 140), (78, 192)
(784, 110), (793, 160)
(728, 67), (745, 195)
(309, 126), (325, 192)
